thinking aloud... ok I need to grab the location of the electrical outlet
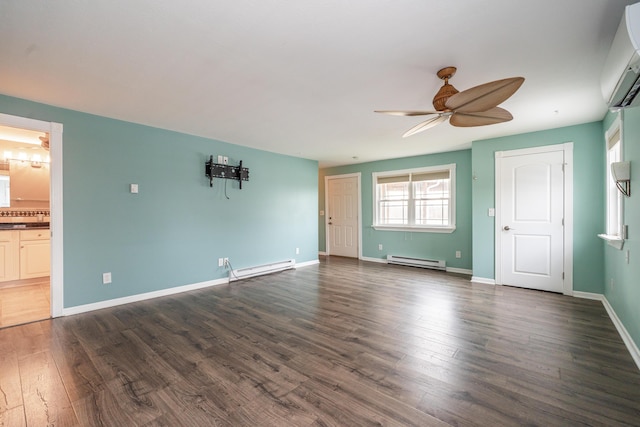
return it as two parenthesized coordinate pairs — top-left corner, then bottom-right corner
(217, 155), (223, 164)
(378, 244), (383, 250)
(224, 257), (229, 268)
(455, 251), (461, 258)
(223, 156), (229, 165)
(102, 272), (112, 284)
(218, 258), (224, 267)
(296, 247), (300, 255)
(626, 250), (630, 264)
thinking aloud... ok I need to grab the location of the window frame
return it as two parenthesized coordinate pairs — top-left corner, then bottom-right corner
(372, 164), (456, 233)
(605, 116), (624, 239)
(598, 114), (626, 250)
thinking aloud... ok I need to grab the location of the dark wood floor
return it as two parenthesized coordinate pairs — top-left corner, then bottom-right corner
(1, 256), (639, 426)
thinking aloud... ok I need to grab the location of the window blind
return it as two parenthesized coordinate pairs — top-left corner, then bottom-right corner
(411, 170), (450, 182)
(377, 174), (410, 184)
(607, 128), (621, 150)
(376, 170), (449, 184)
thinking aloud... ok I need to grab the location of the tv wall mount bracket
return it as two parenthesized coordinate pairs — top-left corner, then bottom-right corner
(205, 155), (249, 189)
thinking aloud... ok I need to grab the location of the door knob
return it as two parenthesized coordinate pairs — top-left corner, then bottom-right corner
(503, 225), (513, 231)
(328, 222), (333, 225)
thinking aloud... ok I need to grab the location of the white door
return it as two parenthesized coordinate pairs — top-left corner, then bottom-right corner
(327, 176), (359, 258)
(498, 149), (565, 293)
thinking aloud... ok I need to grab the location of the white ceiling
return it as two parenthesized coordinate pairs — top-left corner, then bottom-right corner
(0, 1), (634, 167)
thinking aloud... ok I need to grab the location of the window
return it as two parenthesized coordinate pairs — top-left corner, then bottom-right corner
(373, 164), (456, 233)
(605, 118), (623, 237)
(0, 175), (9, 207)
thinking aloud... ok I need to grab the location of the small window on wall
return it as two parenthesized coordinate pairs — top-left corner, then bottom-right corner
(372, 164), (456, 233)
(0, 175), (9, 207)
(605, 118), (623, 237)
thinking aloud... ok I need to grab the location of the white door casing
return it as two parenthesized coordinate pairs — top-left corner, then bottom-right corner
(0, 113), (64, 316)
(325, 174), (360, 258)
(495, 144), (573, 295)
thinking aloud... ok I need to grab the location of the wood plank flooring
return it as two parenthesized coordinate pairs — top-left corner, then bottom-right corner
(1, 256), (639, 426)
(0, 279), (50, 328)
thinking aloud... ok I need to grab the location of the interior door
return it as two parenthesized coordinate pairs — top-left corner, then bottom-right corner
(498, 149), (564, 293)
(327, 176), (358, 258)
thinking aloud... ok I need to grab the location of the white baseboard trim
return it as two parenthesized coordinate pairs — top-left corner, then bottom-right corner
(318, 251), (327, 256)
(602, 296), (640, 371)
(360, 256), (388, 264)
(296, 259), (320, 268)
(62, 278), (229, 317)
(573, 291), (640, 371)
(572, 291), (603, 301)
(446, 267), (472, 275)
(63, 260), (321, 318)
(471, 276), (496, 285)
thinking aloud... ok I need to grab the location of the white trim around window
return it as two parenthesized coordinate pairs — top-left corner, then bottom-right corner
(599, 114), (625, 249)
(372, 163), (456, 233)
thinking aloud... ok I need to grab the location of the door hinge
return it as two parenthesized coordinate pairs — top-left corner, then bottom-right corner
(562, 218), (564, 226)
(562, 272), (565, 280)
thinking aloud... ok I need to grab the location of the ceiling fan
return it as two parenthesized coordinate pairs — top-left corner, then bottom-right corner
(375, 67), (524, 137)
(39, 135), (49, 150)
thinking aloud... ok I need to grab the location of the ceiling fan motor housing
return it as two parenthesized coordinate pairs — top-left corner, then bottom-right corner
(432, 66), (459, 111)
(432, 83), (459, 111)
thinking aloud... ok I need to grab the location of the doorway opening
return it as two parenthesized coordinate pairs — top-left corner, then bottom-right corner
(0, 114), (63, 327)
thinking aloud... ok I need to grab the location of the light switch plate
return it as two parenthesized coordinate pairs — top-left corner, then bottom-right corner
(130, 184), (139, 194)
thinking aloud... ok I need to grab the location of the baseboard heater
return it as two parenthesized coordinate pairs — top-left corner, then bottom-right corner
(386, 255), (446, 271)
(229, 259), (296, 282)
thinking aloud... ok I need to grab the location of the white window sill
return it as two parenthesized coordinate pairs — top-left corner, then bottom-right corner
(372, 225), (456, 234)
(597, 234), (625, 250)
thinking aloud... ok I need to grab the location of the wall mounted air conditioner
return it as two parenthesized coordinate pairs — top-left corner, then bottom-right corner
(601, 2), (640, 111)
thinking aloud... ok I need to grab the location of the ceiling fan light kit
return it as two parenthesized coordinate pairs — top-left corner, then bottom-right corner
(375, 66), (525, 137)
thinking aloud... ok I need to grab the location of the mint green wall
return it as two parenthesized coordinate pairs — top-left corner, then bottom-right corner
(0, 94), (318, 308)
(319, 150), (472, 270)
(604, 108), (640, 349)
(471, 122), (605, 293)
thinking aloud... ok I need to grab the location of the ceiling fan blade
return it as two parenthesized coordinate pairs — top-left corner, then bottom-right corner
(445, 77), (524, 112)
(449, 107), (513, 127)
(374, 110), (439, 117)
(402, 115), (448, 137)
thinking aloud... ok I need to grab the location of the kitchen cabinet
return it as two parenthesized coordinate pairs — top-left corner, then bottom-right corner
(0, 230), (20, 282)
(19, 229), (50, 279)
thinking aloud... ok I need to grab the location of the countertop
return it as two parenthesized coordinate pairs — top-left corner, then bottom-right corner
(0, 223), (50, 230)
